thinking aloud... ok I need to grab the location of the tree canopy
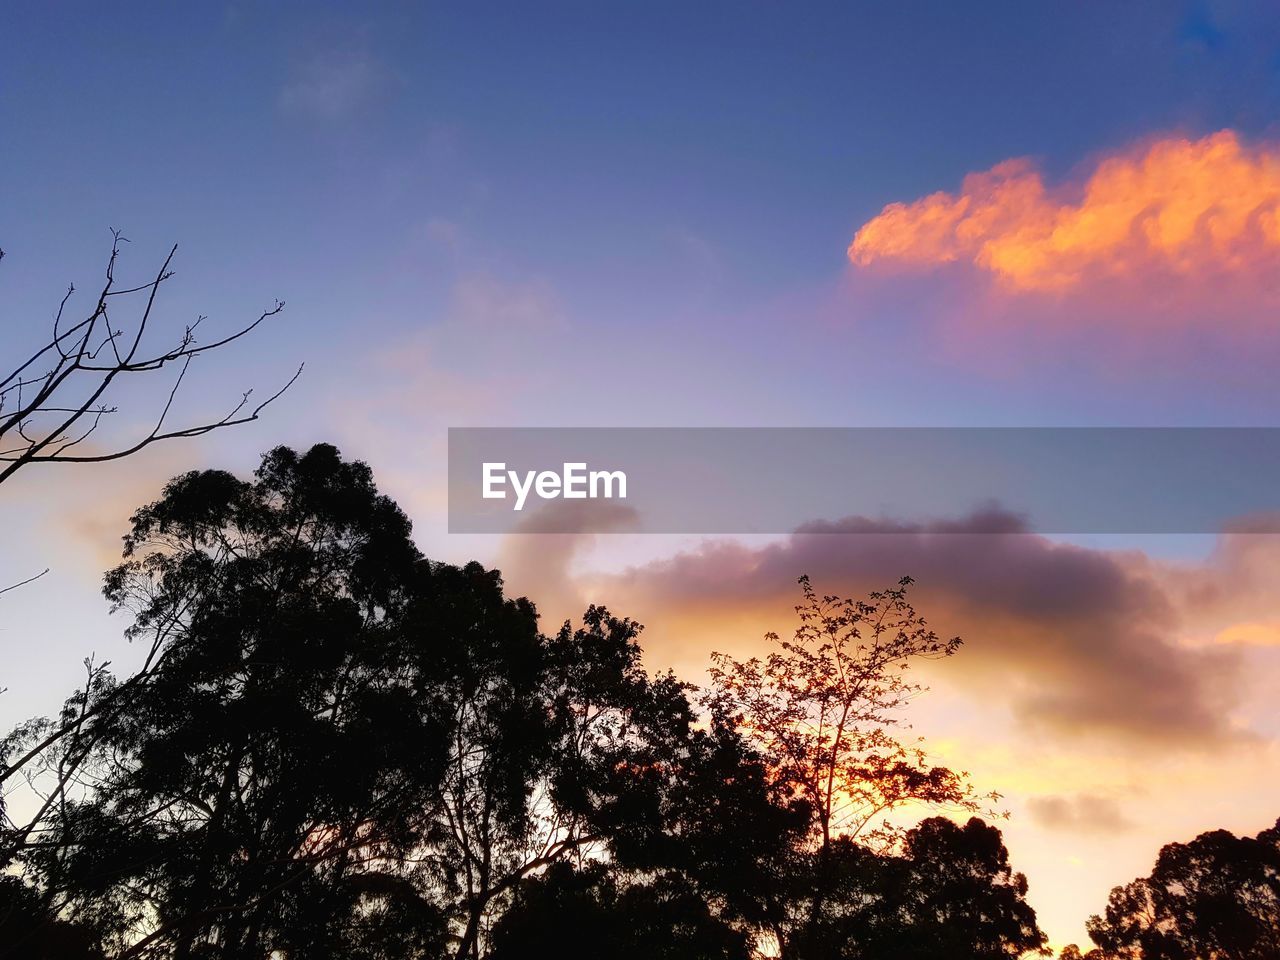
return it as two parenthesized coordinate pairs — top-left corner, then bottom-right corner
(1079, 818), (1280, 960)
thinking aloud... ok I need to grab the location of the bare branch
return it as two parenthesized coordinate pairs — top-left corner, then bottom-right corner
(0, 567), (49, 598)
(0, 234), (299, 486)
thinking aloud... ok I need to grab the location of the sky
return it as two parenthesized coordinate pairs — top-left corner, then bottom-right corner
(4, 2), (1280, 950)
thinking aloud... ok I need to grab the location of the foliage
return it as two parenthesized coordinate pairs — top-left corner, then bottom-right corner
(0, 875), (104, 960)
(708, 575), (985, 851)
(27, 445), (450, 957)
(489, 862), (752, 960)
(707, 575), (1009, 957)
(789, 817), (1046, 960)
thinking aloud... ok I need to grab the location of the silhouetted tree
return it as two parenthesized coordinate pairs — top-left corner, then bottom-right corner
(708, 575), (1003, 956)
(886, 816), (1046, 959)
(19, 445), (450, 958)
(1085, 818), (1280, 960)
(1058, 945), (1103, 960)
(787, 818), (1045, 960)
(3, 446), (1049, 959)
(0, 230), (297, 781)
(1, 665), (116, 960)
(489, 862), (751, 960)
(421, 595), (804, 957)
(0, 875), (103, 960)
(9, 445), (803, 958)
(709, 576), (982, 850)
(587, 707), (810, 936)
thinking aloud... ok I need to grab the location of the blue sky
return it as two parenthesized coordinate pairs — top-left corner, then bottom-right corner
(6, 2), (1280, 433)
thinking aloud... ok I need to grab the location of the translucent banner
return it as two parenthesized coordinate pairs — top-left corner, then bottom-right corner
(448, 427), (1280, 534)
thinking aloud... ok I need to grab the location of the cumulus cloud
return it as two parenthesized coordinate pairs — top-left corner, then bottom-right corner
(565, 510), (1250, 747)
(849, 130), (1280, 294)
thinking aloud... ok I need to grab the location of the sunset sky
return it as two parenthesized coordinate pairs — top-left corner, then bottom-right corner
(4, 2), (1280, 950)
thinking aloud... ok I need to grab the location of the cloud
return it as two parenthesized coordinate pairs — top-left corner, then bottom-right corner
(1, 441), (228, 577)
(447, 273), (567, 333)
(279, 41), (393, 120)
(496, 498), (640, 629)
(1028, 793), (1135, 834)
(419, 218), (462, 251)
(1214, 621), (1280, 646)
(1157, 526), (1280, 654)
(849, 130), (1280, 295)
(328, 267), (578, 559)
(564, 510), (1250, 747)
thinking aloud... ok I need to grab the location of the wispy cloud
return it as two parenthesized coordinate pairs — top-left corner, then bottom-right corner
(1028, 793), (1135, 834)
(278, 39), (394, 121)
(448, 273), (567, 333)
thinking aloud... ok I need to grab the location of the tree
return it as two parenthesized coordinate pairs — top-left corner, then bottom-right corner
(0, 233), (297, 957)
(0, 231), (296, 694)
(0, 874), (103, 960)
(488, 862), (751, 960)
(4, 446), (1049, 959)
(1086, 818), (1280, 960)
(0, 654), (119, 956)
(709, 576), (982, 851)
(883, 816), (1045, 959)
(10, 444), (803, 959)
(423, 598), (803, 958)
(0, 232), (298, 487)
(20, 445), (451, 958)
(708, 575), (1001, 956)
(789, 817), (1046, 960)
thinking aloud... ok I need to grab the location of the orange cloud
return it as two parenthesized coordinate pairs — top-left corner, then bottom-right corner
(849, 131), (1280, 292)
(1215, 622), (1280, 647)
